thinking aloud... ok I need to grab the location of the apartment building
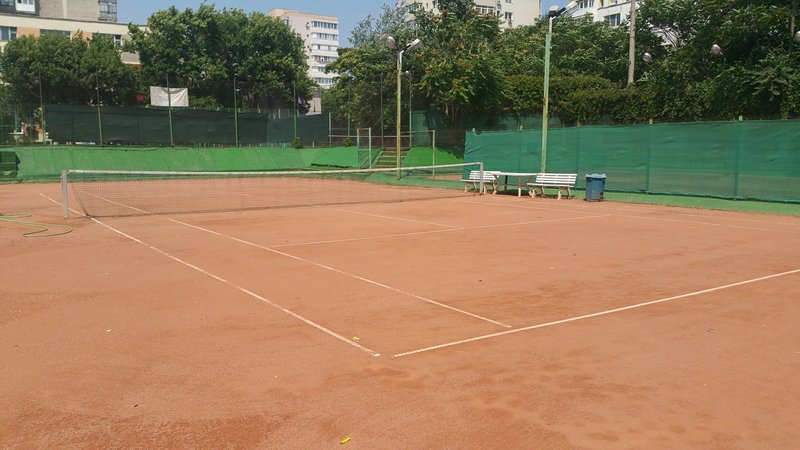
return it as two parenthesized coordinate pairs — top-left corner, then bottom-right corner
(564, 0), (633, 27)
(0, 0), (137, 63)
(268, 9), (339, 114)
(1, 0), (118, 22)
(398, 0), (541, 29)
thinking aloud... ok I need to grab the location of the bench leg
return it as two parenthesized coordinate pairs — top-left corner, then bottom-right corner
(557, 189), (562, 200)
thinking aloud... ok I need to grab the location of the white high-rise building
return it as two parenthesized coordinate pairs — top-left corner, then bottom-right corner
(564, 0), (634, 27)
(397, 1), (542, 29)
(268, 9), (339, 114)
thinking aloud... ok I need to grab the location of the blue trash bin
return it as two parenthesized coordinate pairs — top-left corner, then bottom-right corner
(585, 173), (607, 202)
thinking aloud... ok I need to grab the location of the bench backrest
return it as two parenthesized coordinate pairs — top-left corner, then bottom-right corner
(534, 173), (577, 185)
(467, 170), (497, 182)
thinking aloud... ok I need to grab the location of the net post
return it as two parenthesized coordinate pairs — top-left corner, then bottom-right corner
(61, 170), (69, 218)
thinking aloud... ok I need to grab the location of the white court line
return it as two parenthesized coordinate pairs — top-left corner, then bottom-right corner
(619, 214), (783, 233)
(64, 191), (511, 327)
(54, 191), (511, 326)
(274, 214), (607, 249)
(393, 267), (800, 358)
(40, 193), (381, 357)
(333, 207), (459, 228)
(170, 217), (511, 328)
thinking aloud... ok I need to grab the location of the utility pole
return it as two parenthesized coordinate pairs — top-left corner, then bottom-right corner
(627, 0), (637, 86)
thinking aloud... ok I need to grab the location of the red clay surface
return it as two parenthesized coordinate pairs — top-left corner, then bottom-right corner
(2, 182), (799, 449)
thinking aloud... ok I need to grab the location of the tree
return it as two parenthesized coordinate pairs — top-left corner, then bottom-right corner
(349, 2), (408, 47)
(638, 0), (800, 119)
(414, 0), (505, 124)
(127, 5), (313, 111)
(0, 33), (137, 113)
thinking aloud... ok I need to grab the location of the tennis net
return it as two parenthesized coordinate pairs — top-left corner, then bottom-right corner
(61, 162), (485, 218)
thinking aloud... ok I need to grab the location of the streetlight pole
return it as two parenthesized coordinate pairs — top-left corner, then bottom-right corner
(627, 0), (637, 86)
(233, 63), (239, 147)
(541, 7), (565, 174)
(387, 36), (421, 178)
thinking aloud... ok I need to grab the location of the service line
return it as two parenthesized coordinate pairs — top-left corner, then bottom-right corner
(392, 267), (800, 358)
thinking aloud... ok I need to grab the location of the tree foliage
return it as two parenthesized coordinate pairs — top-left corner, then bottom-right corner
(127, 5), (313, 111)
(0, 33), (137, 113)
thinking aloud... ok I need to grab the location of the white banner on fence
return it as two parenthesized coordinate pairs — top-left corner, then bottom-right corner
(149, 86), (189, 107)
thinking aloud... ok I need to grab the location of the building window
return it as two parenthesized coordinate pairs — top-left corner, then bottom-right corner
(0, 26), (16, 41)
(311, 20), (337, 30)
(0, 0), (14, 6)
(15, 0), (35, 12)
(578, 0), (594, 8)
(505, 12), (512, 20)
(475, 5), (496, 15)
(605, 13), (621, 26)
(41, 29), (72, 38)
(311, 32), (338, 41)
(313, 55), (338, 63)
(311, 43), (339, 52)
(96, 33), (122, 46)
(98, 1), (117, 21)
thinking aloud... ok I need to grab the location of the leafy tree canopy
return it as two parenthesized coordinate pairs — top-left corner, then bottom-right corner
(127, 5), (314, 110)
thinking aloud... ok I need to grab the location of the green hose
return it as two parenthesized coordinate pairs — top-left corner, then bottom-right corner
(0, 213), (73, 237)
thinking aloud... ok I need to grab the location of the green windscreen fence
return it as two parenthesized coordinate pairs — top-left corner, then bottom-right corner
(465, 120), (800, 203)
(46, 104), (330, 147)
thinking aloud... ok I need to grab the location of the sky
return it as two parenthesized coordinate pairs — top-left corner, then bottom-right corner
(119, 1), (567, 46)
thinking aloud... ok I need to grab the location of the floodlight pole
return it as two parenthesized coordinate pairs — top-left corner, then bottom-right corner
(541, 16), (554, 174)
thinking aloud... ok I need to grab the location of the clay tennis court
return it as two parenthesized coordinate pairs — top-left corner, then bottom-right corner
(2, 180), (799, 448)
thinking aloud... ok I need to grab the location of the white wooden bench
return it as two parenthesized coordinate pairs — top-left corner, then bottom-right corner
(527, 173), (577, 199)
(461, 170), (498, 194)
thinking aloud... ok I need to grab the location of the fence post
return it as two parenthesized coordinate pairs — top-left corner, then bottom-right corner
(645, 124), (653, 193)
(368, 127), (372, 168)
(432, 130), (437, 179)
(733, 119), (742, 199)
(356, 128), (360, 149)
(328, 113), (332, 148)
